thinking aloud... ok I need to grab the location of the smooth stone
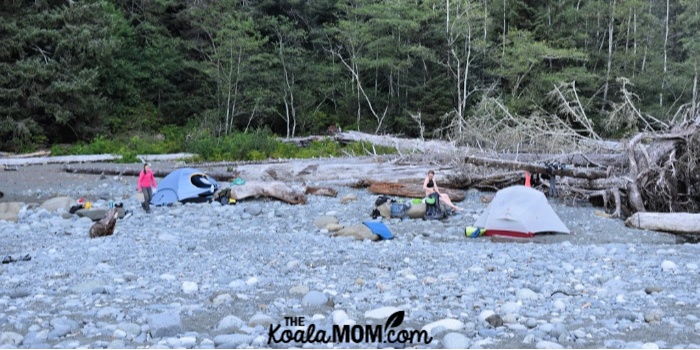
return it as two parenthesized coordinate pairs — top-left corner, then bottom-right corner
(213, 334), (254, 347)
(147, 313), (182, 338)
(40, 197), (75, 212)
(212, 293), (233, 305)
(536, 341), (563, 349)
(478, 310), (495, 322)
(645, 286), (663, 294)
(301, 291), (328, 307)
(289, 285), (310, 295)
(244, 205), (263, 216)
(0, 332), (24, 346)
(645, 310), (663, 323)
(661, 260), (677, 271)
(218, 315), (246, 331)
(485, 314), (503, 328)
(332, 310), (350, 325)
(442, 333), (470, 349)
(517, 288), (539, 300)
(422, 319), (464, 336)
(313, 216), (339, 229)
(248, 313), (275, 327)
(500, 302), (520, 315)
(182, 281), (198, 294)
(365, 306), (401, 320)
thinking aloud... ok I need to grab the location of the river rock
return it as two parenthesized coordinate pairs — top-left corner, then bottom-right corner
(442, 333), (470, 349)
(422, 319), (464, 336)
(365, 306), (401, 320)
(40, 196), (75, 212)
(0, 202), (22, 222)
(147, 313), (182, 338)
(314, 216), (339, 229)
(301, 291), (328, 307)
(331, 225), (378, 241)
(218, 315), (246, 331)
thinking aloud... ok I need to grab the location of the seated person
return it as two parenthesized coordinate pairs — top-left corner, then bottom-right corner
(423, 170), (463, 212)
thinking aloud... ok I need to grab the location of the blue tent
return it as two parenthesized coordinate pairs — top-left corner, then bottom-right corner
(150, 168), (219, 206)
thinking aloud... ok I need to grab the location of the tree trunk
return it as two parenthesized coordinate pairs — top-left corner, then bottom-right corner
(89, 208), (119, 238)
(601, 0), (615, 108)
(625, 212), (700, 233)
(228, 180), (307, 204)
(464, 156), (609, 179)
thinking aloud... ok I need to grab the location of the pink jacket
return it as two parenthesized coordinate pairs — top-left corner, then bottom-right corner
(138, 170), (156, 191)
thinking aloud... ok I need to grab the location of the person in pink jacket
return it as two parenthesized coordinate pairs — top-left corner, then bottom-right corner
(137, 163), (157, 213)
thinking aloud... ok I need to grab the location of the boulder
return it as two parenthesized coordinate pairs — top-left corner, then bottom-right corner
(40, 197), (75, 212)
(314, 216), (339, 229)
(332, 225), (379, 241)
(325, 223), (344, 232)
(0, 202), (23, 222)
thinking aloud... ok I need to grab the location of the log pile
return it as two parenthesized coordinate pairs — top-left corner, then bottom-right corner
(450, 119), (700, 224)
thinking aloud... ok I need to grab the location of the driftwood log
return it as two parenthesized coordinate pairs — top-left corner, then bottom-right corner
(229, 181), (307, 205)
(63, 166), (237, 182)
(625, 212), (700, 233)
(464, 156), (609, 179)
(453, 118), (700, 227)
(89, 208), (119, 238)
(364, 181), (465, 202)
(305, 186), (338, 197)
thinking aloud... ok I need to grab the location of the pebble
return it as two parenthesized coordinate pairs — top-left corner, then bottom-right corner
(365, 306), (401, 320)
(181, 281), (198, 294)
(0, 184), (694, 349)
(442, 333), (470, 349)
(301, 291), (328, 307)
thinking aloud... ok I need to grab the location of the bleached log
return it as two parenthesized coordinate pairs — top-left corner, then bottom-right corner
(229, 180), (307, 205)
(625, 212), (700, 233)
(2, 153), (196, 166)
(366, 181), (465, 202)
(464, 156), (609, 179)
(63, 166), (236, 182)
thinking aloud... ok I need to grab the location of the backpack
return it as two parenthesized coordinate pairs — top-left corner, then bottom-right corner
(390, 202), (410, 219)
(424, 192), (445, 220)
(375, 195), (391, 207)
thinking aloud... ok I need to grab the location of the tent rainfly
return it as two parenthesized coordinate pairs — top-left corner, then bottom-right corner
(474, 185), (570, 238)
(150, 168), (219, 206)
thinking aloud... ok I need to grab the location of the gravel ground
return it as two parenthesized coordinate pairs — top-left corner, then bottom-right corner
(1, 160), (698, 349)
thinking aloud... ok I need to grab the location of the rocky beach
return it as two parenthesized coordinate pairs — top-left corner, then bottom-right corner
(1, 158), (699, 349)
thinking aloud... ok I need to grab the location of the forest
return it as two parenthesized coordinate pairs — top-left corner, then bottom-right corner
(1, 0), (699, 153)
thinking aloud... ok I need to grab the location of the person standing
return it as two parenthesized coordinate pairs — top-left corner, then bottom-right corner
(137, 163), (157, 213)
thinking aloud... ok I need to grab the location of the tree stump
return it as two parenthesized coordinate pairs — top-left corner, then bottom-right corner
(89, 208), (119, 238)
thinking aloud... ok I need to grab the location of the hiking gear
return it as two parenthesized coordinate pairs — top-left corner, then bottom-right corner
(138, 170), (157, 191)
(390, 202), (410, 219)
(474, 185), (569, 238)
(465, 226), (485, 238)
(375, 195), (391, 207)
(424, 192), (446, 220)
(363, 221), (394, 240)
(150, 168), (219, 206)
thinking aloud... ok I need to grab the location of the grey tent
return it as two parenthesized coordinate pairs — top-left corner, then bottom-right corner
(474, 185), (570, 238)
(150, 168), (219, 206)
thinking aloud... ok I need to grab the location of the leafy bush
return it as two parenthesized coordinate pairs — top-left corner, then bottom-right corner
(49, 126), (396, 162)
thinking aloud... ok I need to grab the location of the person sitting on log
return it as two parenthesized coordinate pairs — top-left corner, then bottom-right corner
(423, 170), (463, 212)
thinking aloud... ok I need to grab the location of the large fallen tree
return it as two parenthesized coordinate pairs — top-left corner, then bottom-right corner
(445, 87), (700, 227)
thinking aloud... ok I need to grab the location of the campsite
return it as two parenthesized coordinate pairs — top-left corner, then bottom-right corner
(2, 148), (700, 349)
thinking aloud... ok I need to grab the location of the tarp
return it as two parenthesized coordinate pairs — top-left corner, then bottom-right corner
(474, 185), (570, 238)
(150, 168), (219, 206)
